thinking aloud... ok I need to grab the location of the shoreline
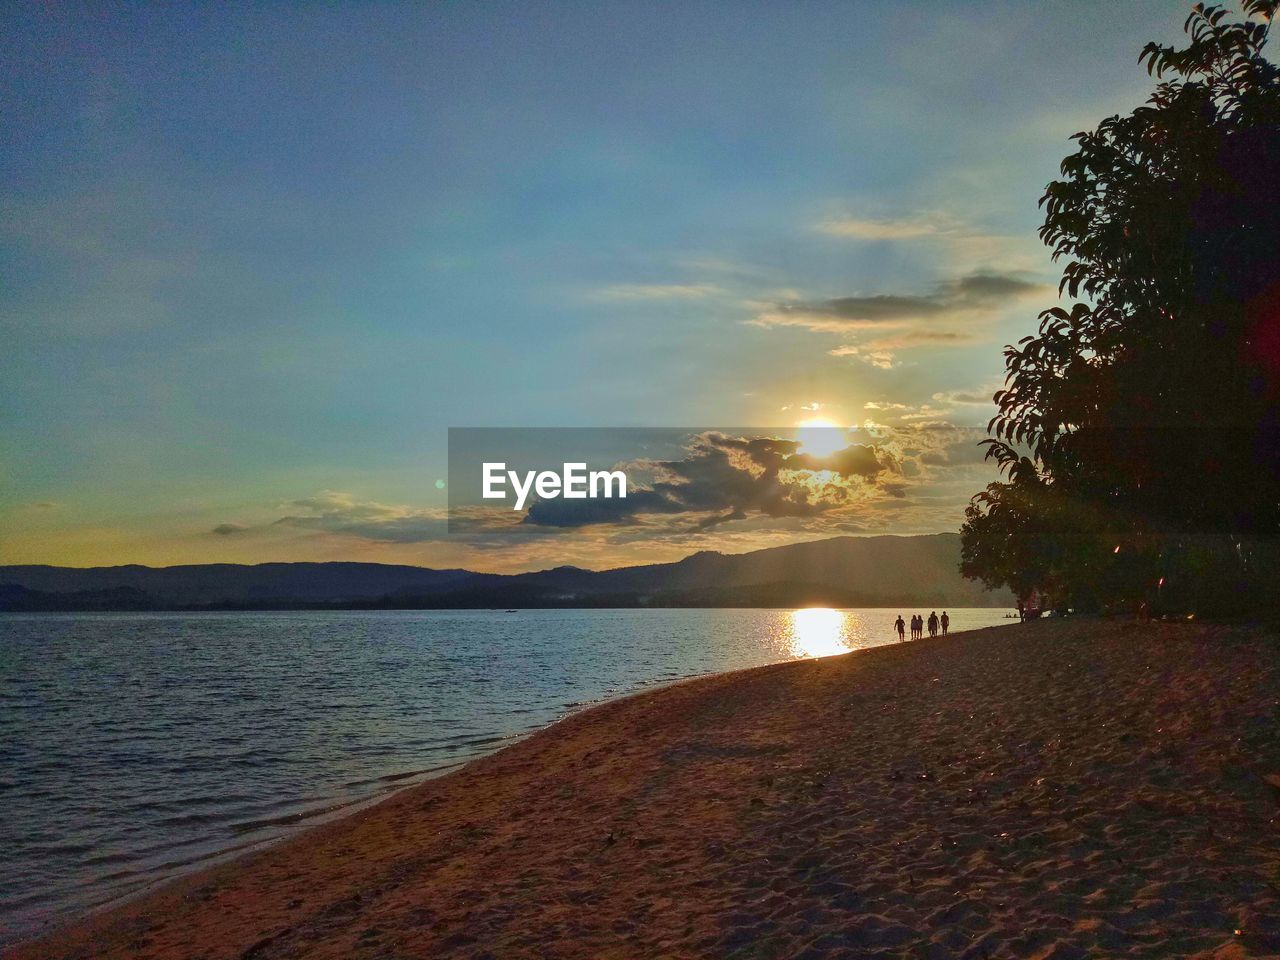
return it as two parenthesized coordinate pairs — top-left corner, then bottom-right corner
(3, 649), (790, 952)
(2, 608), (1012, 948)
(8, 618), (1280, 959)
(5, 663), (721, 949)
(2, 753), (474, 948)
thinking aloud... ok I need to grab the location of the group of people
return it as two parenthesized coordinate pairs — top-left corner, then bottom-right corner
(894, 610), (948, 641)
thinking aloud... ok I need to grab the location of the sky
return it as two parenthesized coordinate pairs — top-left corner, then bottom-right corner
(0, 1), (1193, 570)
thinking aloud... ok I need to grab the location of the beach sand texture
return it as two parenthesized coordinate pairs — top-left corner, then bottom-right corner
(9, 618), (1280, 959)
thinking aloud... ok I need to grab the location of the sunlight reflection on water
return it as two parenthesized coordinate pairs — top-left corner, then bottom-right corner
(787, 607), (853, 658)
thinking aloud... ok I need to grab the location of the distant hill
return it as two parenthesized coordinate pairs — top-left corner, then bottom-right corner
(0, 534), (1012, 611)
(0, 562), (473, 607)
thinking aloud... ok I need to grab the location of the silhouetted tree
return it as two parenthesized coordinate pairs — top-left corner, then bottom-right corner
(963, 1), (1280, 615)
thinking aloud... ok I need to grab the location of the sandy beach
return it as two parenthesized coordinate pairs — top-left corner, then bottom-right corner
(9, 618), (1280, 960)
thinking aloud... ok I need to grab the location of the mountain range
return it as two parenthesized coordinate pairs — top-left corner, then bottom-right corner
(0, 534), (1011, 611)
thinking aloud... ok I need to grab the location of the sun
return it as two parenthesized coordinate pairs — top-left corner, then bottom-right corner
(795, 418), (848, 458)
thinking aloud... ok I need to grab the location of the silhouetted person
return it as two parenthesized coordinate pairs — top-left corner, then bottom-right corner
(911, 613), (922, 640)
(895, 614), (905, 641)
(940, 611), (950, 635)
(928, 611), (938, 637)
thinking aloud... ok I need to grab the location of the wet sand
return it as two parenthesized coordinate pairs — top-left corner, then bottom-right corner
(8, 618), (1280, 959)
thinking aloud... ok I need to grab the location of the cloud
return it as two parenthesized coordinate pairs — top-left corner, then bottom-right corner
(523, 432), (898, 529)
(858, 385), (1001, 424)
(886, 421), (993, 471)
(812, 212), (1047, 274)
(754, 271), (1046, 368)
(887, 331), (975, 344)
(932, 385), (1000, 406)
(900, 405), (957, 421)
(831, 331), (977, 363)
(674, 256), (769, 280)
(864, 401), (910, 411)
(269, 491), (451, 543)
(779, 401), (824, 412)
(786, 443), (888, 477)
(588, 283), (723, 302)
(186, 419), (1004, 567)
(752, 272), (1044, 336)
(827, 346), (898, 369)
(753, 295), (944, 333)
(815, 214), (951, 240)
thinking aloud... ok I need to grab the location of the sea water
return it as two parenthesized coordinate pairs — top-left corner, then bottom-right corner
(0, 607), (1012, 943)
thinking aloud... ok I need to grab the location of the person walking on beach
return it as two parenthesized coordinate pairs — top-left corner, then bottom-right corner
(895, 614), (906, 641)
(928, 611), (939, 637)
(940, 611), (950, 635)
(911, 614), (921, 640)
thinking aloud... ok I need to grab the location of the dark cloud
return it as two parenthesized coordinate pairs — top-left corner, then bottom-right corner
(952, 273), (1039, 299)
(233, 424), (999, 551)
(932, 386), (999, 405)
(894, 422), (992, 469)
(785, 294), (945, 325)
(754, 272), (1047, 334)
(694, 507), (748, 531)
(516, 489), (681, 527)
(787, 443), (887, 477)
(523, 432), (897, 529)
